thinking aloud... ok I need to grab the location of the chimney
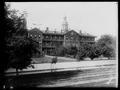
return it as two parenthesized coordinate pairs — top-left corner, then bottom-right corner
(79, 30), (82, 34)
(46, 27), (49, 31)
(54, 28), (56, 33)
(45, 27), (49, 32)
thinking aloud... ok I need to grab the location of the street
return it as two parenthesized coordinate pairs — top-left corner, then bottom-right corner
(6, 64), (117, 88)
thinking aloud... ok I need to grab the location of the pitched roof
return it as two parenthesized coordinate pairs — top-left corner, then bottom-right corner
(65, 30), (96, 37)
(28, 28), (96, 37)
(28, 28), (43, 34)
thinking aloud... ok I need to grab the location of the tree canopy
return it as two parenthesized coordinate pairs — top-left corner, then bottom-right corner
(76, 35), (116, 61)
(96, 35), (116, 59)
(4, 3), (39, 72)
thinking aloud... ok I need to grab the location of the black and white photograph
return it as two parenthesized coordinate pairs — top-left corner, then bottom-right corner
(3, 2), (118, 88)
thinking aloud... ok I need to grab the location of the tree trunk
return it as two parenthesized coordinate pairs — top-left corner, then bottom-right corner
(16, 68), (19, 76)
(91, 57), (94, 60)
(74, 55), (75, 58)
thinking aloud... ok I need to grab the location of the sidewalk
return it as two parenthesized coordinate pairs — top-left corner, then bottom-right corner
(5, 60), (116, 76)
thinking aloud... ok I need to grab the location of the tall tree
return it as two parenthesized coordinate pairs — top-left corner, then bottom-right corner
(96, 35), (116, 59)
(4, 3), (39, 77)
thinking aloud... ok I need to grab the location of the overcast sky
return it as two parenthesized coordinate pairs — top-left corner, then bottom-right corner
(9, 2), (118, 39)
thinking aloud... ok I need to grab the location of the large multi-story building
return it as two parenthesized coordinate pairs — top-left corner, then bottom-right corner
(28, 17), (96, 55)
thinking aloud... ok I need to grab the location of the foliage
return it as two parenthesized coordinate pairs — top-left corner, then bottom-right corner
(56, 34), (116, 61)
(102, 44), (115, 58)
(77, 43), (102, 61)
(88, 44), (102, 60)
(56, 45), (66, 56)
(77, 44), (86, 60)
(97, 35), (114, 46)
(4, 3), (39, 72)
(96, 35), (116, 59)
(69, 46), (78, 58)
(56, 44), (78, 58)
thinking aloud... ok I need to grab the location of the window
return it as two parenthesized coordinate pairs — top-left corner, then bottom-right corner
(46, 36), (48, 39)
(55, 36), (57, 39)
(71, 36), (73, 40)
(66, 36), (69, 40)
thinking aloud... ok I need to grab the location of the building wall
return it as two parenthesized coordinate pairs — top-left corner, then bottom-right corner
(28, 28), (43, 52)
(64, 30), (80, 48)
(79, 36), (95, 44)
(42, 33), (64, 55)
(28, 29), (96, 56)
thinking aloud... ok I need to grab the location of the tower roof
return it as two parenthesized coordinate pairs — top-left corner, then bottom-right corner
(63, 16), (68, 24)
(62, 16), (69, 33)
(64, 16), (67, 21)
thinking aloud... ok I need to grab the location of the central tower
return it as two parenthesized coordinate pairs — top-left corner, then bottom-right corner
(61, 16), (69, 33)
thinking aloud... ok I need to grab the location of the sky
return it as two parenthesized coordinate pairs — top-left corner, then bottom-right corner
(8, 2), (118, 39)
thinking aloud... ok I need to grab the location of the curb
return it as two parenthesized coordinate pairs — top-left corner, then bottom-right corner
(5, 64), (115, 76)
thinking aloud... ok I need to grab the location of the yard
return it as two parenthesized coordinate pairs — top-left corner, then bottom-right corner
(31, 55), (115, 64)
(31, 55), (78, 64)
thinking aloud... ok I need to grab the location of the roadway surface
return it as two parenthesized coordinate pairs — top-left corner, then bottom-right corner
(5, 64), (117, 88)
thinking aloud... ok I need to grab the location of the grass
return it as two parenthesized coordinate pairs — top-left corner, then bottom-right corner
(31, 55), (114, 64)
(31, 55), (78, 64)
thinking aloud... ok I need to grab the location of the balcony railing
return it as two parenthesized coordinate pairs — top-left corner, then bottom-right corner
(80, 41), (95, 42)
(43, 38), (64, 41)
(42, 45), (56, 48)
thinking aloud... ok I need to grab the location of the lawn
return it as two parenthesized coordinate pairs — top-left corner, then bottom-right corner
(31, 55), (114, 64)
(31, 55), (77, 64)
